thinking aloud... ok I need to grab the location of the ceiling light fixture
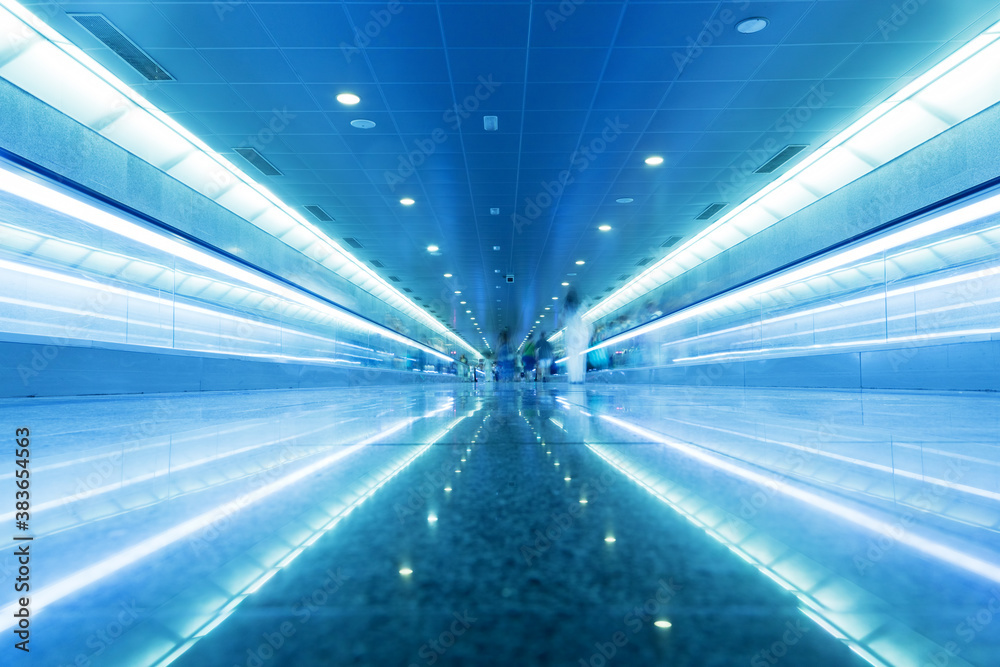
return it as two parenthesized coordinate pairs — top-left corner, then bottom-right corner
(575, 260), (585, 265)
(644, 156), (664, 166)
(736, 17), (769, 34)
(427, 245), (439, 252)
(400, 198), (415, 206)
(598, 224), (612, 231)
(443, 273), (452, 277)
(336, 93), (361, 105)
(349, 119), (375, 129)
(616, 197), (634, 204)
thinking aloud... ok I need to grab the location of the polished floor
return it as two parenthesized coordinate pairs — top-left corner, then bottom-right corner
(3, 383), (999, 666)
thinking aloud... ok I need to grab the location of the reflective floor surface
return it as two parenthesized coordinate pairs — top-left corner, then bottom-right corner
(2, 383), (999, 666)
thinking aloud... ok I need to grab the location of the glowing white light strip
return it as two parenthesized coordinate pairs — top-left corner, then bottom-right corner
(673, 328), (1000, 364)
(551, 19), (1000, 341)
(581, 192), (1000, 356)
(0, 2), (480, 358)
(0, 258), (452, 364)
(597, 414), (1000, 583)
(0, 403), (453, 630)
(660, 258), (1000, 351)
(0, 169), (458, 363)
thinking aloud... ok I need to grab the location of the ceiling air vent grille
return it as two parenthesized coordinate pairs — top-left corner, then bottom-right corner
(754, 145), (808, 174)
(661, 236), (683, 248)
(342, 237), (364, 249)
(304, 205), (333, 222)
(618, 274), (630, 281)
(404, 289), (414, 294)
(605, 287), (615, 293)
(369, 259), (385, 268)
(696, 203), (727, 220)
(233, 147), (282, 176)
(636, 257), (653, 267)
(388, 276), (401, 283)
(70, 14), (173, 81)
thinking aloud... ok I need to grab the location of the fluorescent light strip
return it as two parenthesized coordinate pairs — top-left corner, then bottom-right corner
(0, 222), (289, 314)
(582, 191), (1000, 355)
(153, 414), (468, 667)
(597, 414), (1000, 583)
(0, 259), (448, 364)
(673, 328), (1000, 364)
(0, 404), (455, 630)
(0, 4), (480, 358)
(0, 171), (458, 363)
(547, 20), (1000, 341)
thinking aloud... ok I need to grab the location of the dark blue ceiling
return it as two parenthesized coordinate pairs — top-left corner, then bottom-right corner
(30, 0), (1000, 352)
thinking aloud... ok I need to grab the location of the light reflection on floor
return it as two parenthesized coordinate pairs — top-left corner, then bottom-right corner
(4, 384), (998, 666)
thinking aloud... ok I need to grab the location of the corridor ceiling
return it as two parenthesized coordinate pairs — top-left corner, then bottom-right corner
(28, 0), (1000, 353)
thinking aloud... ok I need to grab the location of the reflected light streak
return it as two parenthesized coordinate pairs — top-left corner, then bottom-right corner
(0, 403), (455, 632)
(597, 414), (1000, 584)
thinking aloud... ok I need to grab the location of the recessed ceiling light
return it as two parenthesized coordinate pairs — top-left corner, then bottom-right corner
(427, 245), (439, 252)
(575, 260), (585, 265)
(598, 224), (612, 231)
(466, 310), (472, 313)
(552, 297), (558, 300)
(616, 197), (634, 204)
(544, 307), (550, 310)
(561, 282), (569, 286)
(644, 156), (664, 166)
(336, 93), (361, 105)
(454, 290), (461, 294)
(349, 119), (376, 129)
(400, 198), (415, 206)
(736, 17), (769, 34)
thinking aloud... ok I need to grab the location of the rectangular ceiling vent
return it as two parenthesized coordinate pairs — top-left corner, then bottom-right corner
(369, 259), (385, 268)
(233, 147), (282, 176)
(304, 205), (333, 222)
(404, 290), (414, 295)
(661, 236), (683, 248)
(388, 276), (401, 283)
(636, 257), (654, 267)
(696, 203), (727, 220)
(618, 274), (630, 281)
(605, 287), (615, 293)
(754, 145), (808, 174)
(70, 14), (174, 81)
(342, 237), (364, 249)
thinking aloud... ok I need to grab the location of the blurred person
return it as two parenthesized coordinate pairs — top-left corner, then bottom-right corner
(522, 335), (537, 381)
(563, 289), (590, 385)
(535, 331), (553, 382)
(497, 329), (514, 381)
